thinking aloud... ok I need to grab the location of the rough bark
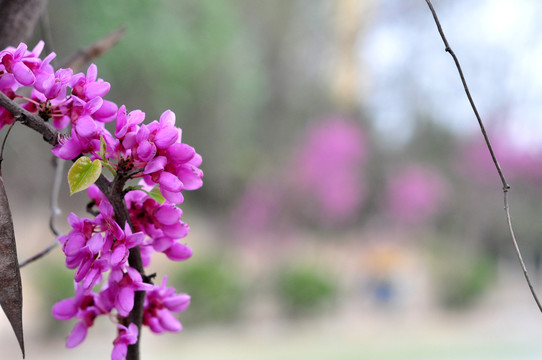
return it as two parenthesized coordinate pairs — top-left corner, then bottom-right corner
(0, 0), (48, 49)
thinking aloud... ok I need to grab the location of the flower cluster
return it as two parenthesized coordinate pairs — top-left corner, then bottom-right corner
(1, 42), (202, 359)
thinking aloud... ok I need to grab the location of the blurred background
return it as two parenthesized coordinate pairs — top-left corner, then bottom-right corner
(3, 0), (542, 359)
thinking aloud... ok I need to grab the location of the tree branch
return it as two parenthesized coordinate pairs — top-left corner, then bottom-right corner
(0, 0), (48, 49)
(61, 27), (127, 71)
(424, 0), (542, 313)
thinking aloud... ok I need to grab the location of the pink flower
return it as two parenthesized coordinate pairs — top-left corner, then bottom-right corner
(0, 43), (36, 86)
(70, 63), (111, 101)
(108, 267), (153, 317)
(113, 108), (203, 204)
(112, 323), (138, 360)
(143, 276), (190, 333)
(52, 284), (110, 348)
(1, 41), (203, 356)
(125, 188), (191, 263)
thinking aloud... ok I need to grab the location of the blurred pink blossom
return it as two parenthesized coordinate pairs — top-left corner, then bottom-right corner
(384, 166), (448, 225)
(291, 116), (368, 225)
(232, 116), (368, 234)
(457, 134), (542, 183)
(231, 181), (284, 234)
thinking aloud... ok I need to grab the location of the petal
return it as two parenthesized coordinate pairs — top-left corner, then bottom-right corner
(154, 127), (178, 149)
(87, 233), (104, 254)
(159, 110), (176, 127)
(125, 232), (145, 249)
(93, 100), (117, 122)
(164, 243), (193, 261)
(111, 343), (128, 360)
(122, 132), (137, 149)
(136, 140), (156, 162)
(74, 258), (92, 282)
(51, 137), (83, 160)
(146, 316), (164, 334)
(75, 115), (97, 138)
(154, 204), (182, 226)
(128, 109), (145, 125)
(163, 294), (190, 313)
(35, 72), (54, 93)
(162, 222), (189, 239)
(53, 115), (70, 130)
(85, 80), (110, 99)
(64, 233), (86, 256)
(126, 323), (139, 343)
(13, 43), (28, 59)
(86, 63), (97, 82)
(152, 237), (173, 252)
(143, 156), (167, 174)
(111, 244), (127, 267)
(157, 309), (182, 332)
(117, 286), (134, 317)
(126, 266), (143, 283)
(66, 322), (88, 348)
(98, 200), (114, 218)
(12, 61), (35, 86)
(167, 143), (195, 164)
(161, 188), (184, 204)
(176, 165), (203, 191)
(82, 267), (101, 291)
(136, 124), (150, 143)
(84, 96), (103, 115)
(189, 153), (203, 167)
(52, 298), (78, 320)
(32, 41), (45, 56)
(158, 171), (182, 192)
(115, 105), (128, 137)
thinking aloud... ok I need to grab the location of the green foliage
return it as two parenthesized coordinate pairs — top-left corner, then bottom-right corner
(172, 257), (245, 325)
(435, 253), (497, 309)
(275, 266), (337, 316)
(67, 156), (102, 195)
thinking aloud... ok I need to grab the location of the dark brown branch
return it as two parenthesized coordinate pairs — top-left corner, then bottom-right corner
(107, 161), (145, 360)
(0, 91), (58, 146)
(0, 0), (48, 49)
(424, 0), (542, 313)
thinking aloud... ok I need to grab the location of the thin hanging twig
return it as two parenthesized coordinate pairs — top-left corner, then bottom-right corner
(0, 122), (16, 161)
(424, 0), (542, 313)
(18, 240), (58, 268)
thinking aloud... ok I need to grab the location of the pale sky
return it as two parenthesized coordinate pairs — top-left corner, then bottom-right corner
(363, 0), (542, 150)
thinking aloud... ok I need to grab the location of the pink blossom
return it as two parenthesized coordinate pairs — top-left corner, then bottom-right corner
(52, 284), (110, 349)
(143, 276), (190, 333)
(0, 43), (36, 86)
(1, 41), (202, 357)
(112, 323), (138, 360)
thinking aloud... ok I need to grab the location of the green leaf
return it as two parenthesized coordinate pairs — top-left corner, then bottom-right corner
(99, 134), (107, 160)
(124, 185), (144, 193)
(68, 157), (102, 195)
(148, 186), (165, 204)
